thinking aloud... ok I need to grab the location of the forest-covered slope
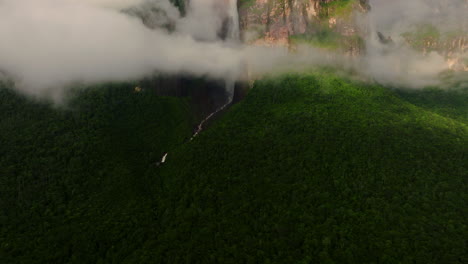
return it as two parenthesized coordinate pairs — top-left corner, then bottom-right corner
(151, 72), (467, 263)
(0, 83), (194, 263)
(1, 72), (467, 263)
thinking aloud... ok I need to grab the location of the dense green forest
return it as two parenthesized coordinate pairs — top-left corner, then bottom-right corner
(150, 72), (467, 263)
(0, 82), (194, 263)
(1, 71), (467, 263)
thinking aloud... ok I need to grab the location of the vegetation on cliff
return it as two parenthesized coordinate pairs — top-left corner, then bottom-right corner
(240, 0), (366, 53)
(319, 0), (357, 19)
(402, 24), (467, 54)
(290, 27), (364, 51)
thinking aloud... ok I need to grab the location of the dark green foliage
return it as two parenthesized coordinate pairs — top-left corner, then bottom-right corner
(239, 0), (257, 8)
(396, 87), (468, 123)
(320, 0), (355, 17)
(169, 0), (186, 14)
(153, 72), (467, 263)
(401, 24), (466, 53)
(291, 29), (364, 51)
(1, 72), (467, 263)
(0, 83), (193, 263)
(396, 88), (468, 124)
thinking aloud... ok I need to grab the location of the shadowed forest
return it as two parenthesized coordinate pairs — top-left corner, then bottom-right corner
(1, 71), (466, 263)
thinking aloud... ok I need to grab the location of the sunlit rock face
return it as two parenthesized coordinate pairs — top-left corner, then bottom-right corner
(400, 26), (467, 71)
(413, 36), (467, 71)
(239, 0), (319, 46)
(374, 0), (467, 72)
(239, 0), (368, 55)
(239, 0), (466, 71)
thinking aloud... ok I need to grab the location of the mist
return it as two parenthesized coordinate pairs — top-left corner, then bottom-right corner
(0, 0), (466, 100)
(361, 0), (467, 88)
(0, 0), (242, 99)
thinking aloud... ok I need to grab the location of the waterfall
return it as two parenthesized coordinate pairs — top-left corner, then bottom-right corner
(157, 0), (241, 163)
(156, 0), (242, 164)
(190, 0), (240, 140)
(224, 0), (240, 102)
(226, 0), (240, 43)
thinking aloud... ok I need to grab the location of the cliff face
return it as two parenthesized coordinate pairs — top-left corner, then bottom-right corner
(239, 0), (467, 70)
(402, 25), (467, 71)
(239, 0), (368, 52)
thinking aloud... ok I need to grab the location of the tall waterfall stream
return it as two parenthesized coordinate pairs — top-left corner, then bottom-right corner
(158, 0), (240, 165)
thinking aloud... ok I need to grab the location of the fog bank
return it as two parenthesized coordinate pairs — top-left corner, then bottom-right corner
(0, 0), (466, 100)
(0, 0), (242, 99)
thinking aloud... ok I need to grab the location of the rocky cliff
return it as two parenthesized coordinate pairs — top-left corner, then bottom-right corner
(239, 0), (467, 70)
(402, 24), (467, 71)
(239, 0), (369, 54)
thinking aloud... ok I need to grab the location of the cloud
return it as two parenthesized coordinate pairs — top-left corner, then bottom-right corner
(0, 0), (465, 101)
(369, 0), (467, 34)
(0, 0), (241, 99)
(359, 0), (467, 88)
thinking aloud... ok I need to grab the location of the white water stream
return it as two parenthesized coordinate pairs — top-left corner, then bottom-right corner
(158, 0), (240, 164)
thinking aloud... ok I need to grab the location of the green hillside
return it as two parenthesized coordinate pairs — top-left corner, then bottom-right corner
(396, 87), (468, 124)
(151, 72), (467, 263)
(0, 83), (193, 263)
(1, 72), (467, 263)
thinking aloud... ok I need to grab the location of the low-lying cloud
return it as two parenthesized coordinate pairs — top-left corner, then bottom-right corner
(361, 0), (467, 88)
(0, 0), (242, 99)
(0, 0), (466, 100)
